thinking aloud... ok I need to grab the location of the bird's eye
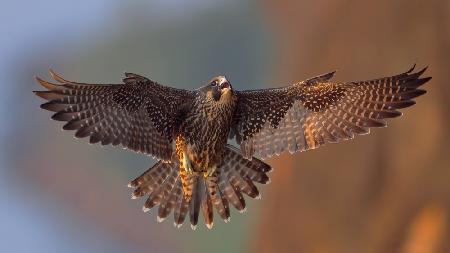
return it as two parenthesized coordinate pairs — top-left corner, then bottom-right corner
(210, 81), (217, 86)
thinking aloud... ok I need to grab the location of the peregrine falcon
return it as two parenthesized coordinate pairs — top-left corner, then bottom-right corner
(34, 65), (430, 230)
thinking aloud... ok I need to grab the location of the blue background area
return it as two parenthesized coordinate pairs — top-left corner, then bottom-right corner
(0, 1), (272, 252)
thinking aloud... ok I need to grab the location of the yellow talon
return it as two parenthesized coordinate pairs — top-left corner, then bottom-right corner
(181, 152), (194, 175)
(184, 162), (193, 174)
(204, 166), (217, 178)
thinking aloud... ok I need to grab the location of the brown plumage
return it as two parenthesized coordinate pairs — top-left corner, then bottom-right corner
(34, 64), (430, 229)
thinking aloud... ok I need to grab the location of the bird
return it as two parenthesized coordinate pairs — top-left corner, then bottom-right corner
(34, 64), (430, 230)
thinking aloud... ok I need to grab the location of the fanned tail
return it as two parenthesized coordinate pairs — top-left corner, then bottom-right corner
(128, 145), (272, 229)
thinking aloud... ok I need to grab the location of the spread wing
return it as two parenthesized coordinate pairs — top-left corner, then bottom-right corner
(230, 65), (431, 159)
(34, 70), (195, 161)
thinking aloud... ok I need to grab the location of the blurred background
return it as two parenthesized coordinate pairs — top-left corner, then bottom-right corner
(1, 0), (449, 252)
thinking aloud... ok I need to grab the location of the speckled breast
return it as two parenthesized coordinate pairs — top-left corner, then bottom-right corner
(177, 102), (235, 172)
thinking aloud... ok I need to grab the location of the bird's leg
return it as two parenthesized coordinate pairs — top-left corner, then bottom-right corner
(178, 150), (196, 201)
(181, 152), (194, 175)
(203, 165), (217, 178)
(176, 135), (193, 175)
(175, 135), (193, 175)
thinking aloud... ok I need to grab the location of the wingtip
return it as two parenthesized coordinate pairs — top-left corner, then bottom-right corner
(34, 76), (45, 85)
(325, 70), (337, 80)
(420, 76), (432, 85)
(420, 65), (429, 73)
(33, 90), (63, 100)
(33, 90), (46, 100)
(406, 63), (417, 73)
(414, 66), (429, 77)
(35, 75), (63, 90)
(49, 68), (68, 83)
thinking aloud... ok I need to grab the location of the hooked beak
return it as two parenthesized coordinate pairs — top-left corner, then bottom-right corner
(219, 81), (231, 90)
(212, 86), (221, 101)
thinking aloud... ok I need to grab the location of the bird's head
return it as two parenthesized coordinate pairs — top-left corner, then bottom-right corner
(201, 76), (233, 102)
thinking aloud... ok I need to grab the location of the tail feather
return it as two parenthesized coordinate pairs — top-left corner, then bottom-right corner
(228, 169), (259, 199)
(206, 173), (230, 222)
(215, 175), (245, 211)
(242, 177), (261, 199)
(145, 167), (178, 212)
(189, 177), (202, 230)
(218, 175), (246, 212)
(218, 188), (231, 222)
(130, 161), (173, 199)
(173, 191), (189, 228)
(237, 164), (271, 184)
(202, 190), (214, 229)
(128, 145), (272, 229)
(179, 168), (196, 201)
(157, 176), (180, 220)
